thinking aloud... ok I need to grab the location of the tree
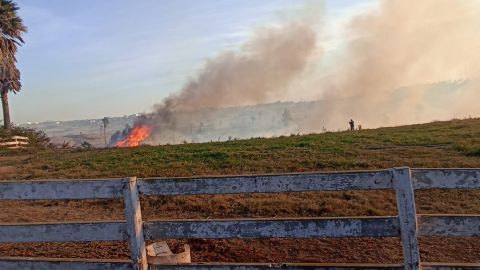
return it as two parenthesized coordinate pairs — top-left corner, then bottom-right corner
(0, 0), (27, 130)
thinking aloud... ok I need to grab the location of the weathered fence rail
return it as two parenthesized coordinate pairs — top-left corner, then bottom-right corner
(0, 135), (29, 149)
(0, 168), (479, 270)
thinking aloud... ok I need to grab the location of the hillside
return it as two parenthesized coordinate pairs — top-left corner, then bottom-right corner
(2, 118), (480, 180)
(0, 118), (479, 264)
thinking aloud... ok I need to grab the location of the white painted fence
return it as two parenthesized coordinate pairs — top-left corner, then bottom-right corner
(0, 168), (479, 270)
(0, 135), (29, 148)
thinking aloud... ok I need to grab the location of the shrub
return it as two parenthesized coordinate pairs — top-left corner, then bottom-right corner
(81, 141), (94, 150)
(0, 125), (50, 148)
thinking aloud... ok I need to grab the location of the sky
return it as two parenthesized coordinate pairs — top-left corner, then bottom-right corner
(11, 0), (376, 123)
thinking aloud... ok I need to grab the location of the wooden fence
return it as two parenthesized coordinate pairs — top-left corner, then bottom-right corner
(0, 167), (479, 270)
(0, 135), (29, 148)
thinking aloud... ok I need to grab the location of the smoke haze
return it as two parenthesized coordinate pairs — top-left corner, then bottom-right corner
(116, 0), (480, 145)
(311, 0), (480, 129)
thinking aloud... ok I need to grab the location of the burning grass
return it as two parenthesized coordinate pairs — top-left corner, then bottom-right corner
(114, 125), (152, 147)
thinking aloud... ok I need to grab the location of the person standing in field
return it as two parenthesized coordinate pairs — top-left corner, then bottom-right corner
(349, 119), (355, 131)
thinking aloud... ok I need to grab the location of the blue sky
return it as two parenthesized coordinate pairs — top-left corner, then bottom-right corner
(11, 0), (375, 123)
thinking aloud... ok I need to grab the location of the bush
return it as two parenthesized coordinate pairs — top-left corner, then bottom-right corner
(0, 125), (50, 148)
(81, 141), (94, 150)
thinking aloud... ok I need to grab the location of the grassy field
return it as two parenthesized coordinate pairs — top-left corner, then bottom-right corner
(1, 118), (480, 180)
(0, 118), (479, 263)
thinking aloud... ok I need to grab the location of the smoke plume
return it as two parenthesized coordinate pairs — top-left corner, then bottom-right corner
(137, 18), (318, 144)
(163, 22), (317, 111)
(113, 0), (480, 145)
(310, 0), (480, 129)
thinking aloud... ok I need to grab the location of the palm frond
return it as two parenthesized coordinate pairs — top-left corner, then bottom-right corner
(0, 0), (26, 93)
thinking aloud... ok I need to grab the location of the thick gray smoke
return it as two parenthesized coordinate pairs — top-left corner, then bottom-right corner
(308, 0), (480, 129)
(162, 22), (317, 111)
(116, 0), (480, 145)
(139, 19), (318, 144)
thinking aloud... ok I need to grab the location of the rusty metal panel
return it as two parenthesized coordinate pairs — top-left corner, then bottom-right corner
(0, 178), (125, 200)
(139, 170), (394, 196)
(418, 215), (480, 237)
(412, 169), (480, 189)
(0, 221), (127, 243)
(0, 257), (132, 270)
(144, 217), (399, 240)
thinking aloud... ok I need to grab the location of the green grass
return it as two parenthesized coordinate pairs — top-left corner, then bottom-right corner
(1, 118), (479, 180)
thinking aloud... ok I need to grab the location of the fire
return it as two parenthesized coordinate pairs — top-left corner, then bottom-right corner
(115, 125), (152, 147)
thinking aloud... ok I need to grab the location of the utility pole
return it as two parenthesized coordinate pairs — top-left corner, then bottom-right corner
(102, 117), (109, 147)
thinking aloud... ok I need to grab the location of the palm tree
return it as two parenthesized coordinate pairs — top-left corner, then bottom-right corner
(0, 0), (26, 130)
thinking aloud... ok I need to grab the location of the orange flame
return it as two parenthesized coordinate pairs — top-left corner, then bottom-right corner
(115, 125), (152, 147)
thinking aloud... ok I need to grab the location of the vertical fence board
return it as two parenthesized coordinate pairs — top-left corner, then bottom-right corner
(392, 168), (421, 270)
(123, 177), (147, 270)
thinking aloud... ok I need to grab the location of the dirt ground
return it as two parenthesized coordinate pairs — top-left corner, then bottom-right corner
(0, 190), (478, 264)
(0, 237), (479, 264)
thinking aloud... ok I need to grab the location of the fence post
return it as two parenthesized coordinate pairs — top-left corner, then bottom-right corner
(392, 167), (421, 270)
(123, 177), (148, 270)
